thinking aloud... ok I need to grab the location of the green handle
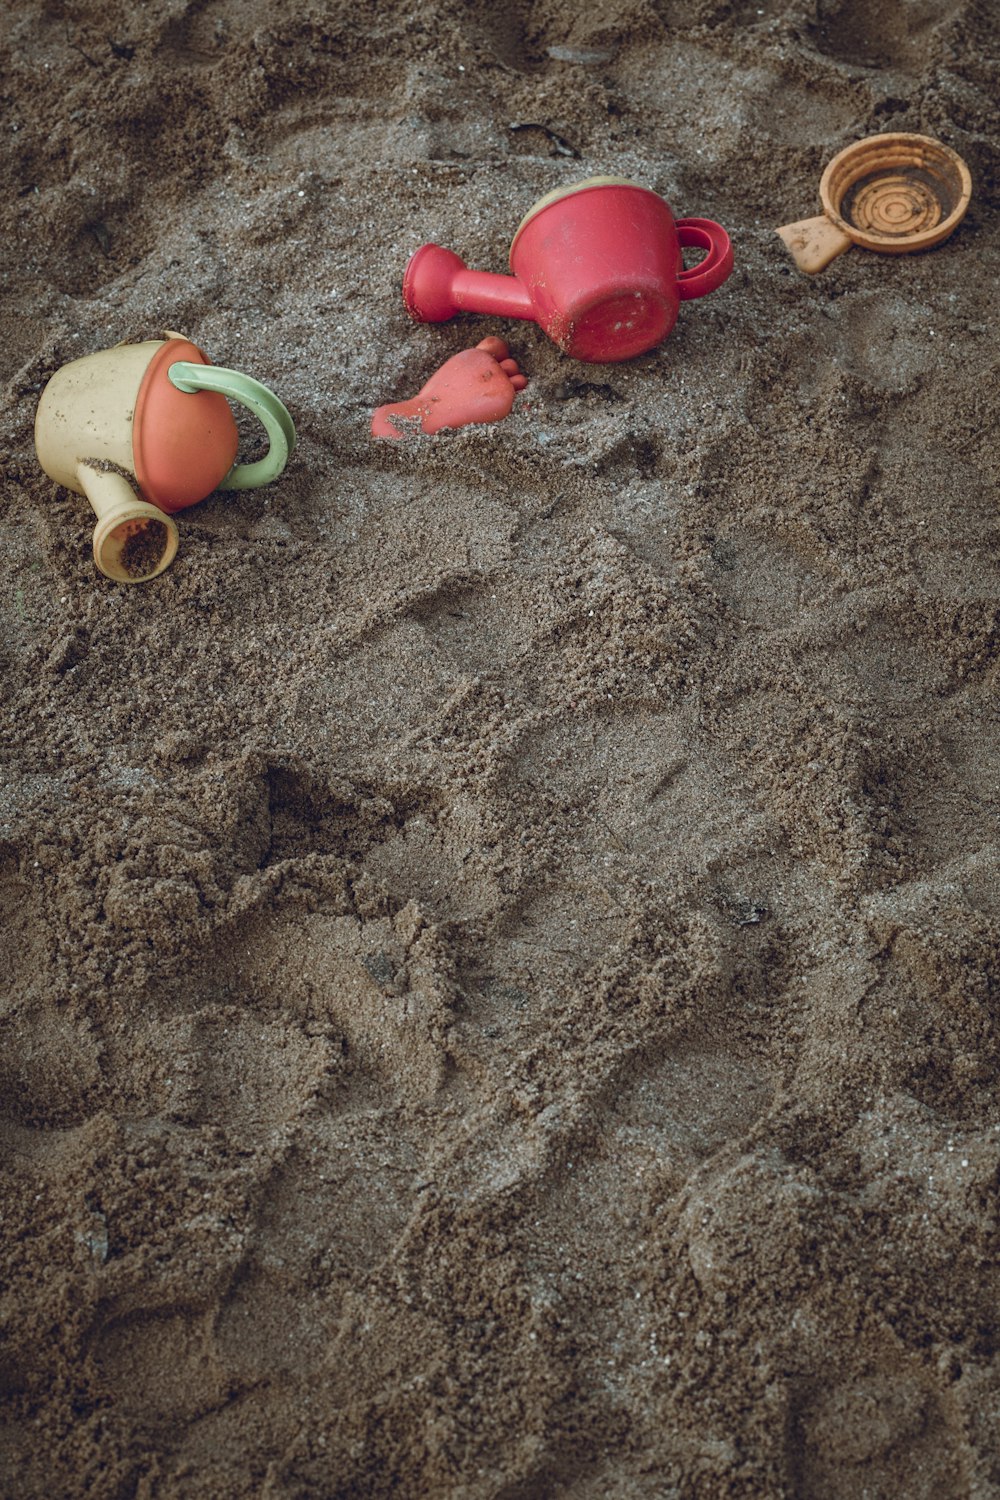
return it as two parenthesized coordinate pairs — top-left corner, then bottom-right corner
(167, 361), (296, 490)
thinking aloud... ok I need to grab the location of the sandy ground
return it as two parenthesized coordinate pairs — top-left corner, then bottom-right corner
(2, 0), (1000, 1495)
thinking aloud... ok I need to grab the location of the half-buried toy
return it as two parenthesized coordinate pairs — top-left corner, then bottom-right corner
(372, 337), (528, 439)
(34, 334), (295, 582)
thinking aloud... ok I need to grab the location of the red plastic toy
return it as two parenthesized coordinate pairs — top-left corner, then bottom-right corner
(403, 176), (733, 363)
(372, 337), (527, 439)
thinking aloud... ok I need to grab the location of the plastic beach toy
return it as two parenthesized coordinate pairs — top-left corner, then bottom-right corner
(776, 133), (972, 274)
(372, 336), (528, 439)
(403, 176), (733, 363)
(34, 334), (295, 582)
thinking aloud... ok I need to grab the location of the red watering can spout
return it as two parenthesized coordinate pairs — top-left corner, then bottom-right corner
(404, 244), (536, 324)
(401, 177), (734, 364)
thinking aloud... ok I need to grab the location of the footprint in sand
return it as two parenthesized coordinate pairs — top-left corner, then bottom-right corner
(806, 0), (962, 70)
(372, 337), (528, 439)
(790, 1357), (963, 1498)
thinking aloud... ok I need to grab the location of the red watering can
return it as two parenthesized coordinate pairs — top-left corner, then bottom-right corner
(403, 176), (733, 363)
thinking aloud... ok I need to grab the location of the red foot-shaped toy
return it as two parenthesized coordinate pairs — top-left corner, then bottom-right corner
(371, 337), (528, 440)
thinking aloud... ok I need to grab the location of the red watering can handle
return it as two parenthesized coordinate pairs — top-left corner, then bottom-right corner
(675, 219), (734, 301)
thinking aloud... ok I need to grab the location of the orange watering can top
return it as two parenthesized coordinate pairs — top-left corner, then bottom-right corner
(132, 339), (239, 513)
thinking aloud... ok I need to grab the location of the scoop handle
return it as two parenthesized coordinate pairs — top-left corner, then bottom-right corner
(167, 362), (296, 490)
(776, 214), (853, 274)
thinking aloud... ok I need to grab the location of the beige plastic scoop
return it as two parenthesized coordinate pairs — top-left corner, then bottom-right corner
(777, 133), (972, 274)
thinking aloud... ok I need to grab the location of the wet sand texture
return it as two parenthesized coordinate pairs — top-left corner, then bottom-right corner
(2, 0), (1000, 1496)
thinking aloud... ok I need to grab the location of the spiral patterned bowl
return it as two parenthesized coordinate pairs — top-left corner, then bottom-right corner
(820, 133), (971, 255)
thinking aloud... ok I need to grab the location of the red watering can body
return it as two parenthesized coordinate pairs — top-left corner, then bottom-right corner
(403, 177), (733, 363)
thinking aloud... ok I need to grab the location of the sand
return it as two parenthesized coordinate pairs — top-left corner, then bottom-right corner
(2, 0), (999, 1495)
